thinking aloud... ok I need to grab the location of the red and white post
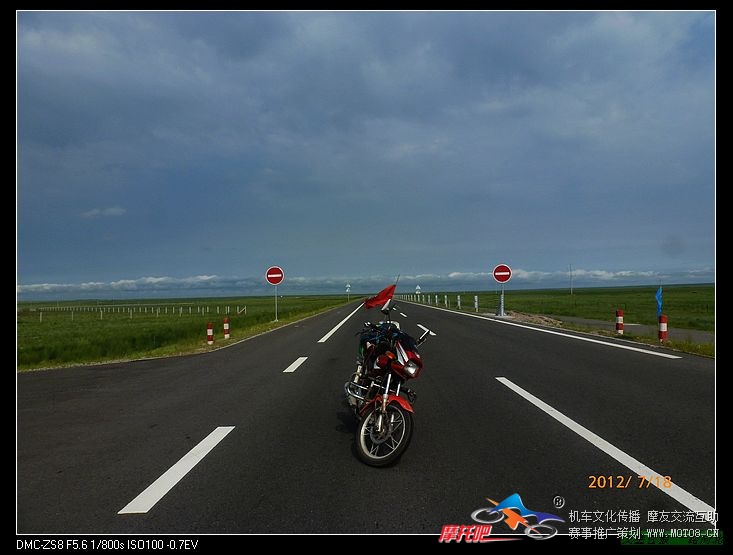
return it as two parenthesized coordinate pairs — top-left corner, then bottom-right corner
(223, 317), (230, 340)
(207, 322), (214, 345)
(615, 309), (624, 335)
(658, 314), (668, 342)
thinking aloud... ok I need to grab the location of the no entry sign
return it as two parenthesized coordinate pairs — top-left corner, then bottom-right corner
(265, 266), (284, 322)
(266, 266), (284, 286)
(493, 264), (512, 284)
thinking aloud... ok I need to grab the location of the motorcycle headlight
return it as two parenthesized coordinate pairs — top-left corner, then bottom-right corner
(404, 360), (421, 377)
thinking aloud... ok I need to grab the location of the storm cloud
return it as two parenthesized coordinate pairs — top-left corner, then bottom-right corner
(17, 11), (715, 299)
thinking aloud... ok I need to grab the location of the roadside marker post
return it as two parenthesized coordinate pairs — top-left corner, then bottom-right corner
(616, 309), (624, 335)
(658, 315), (668, 342)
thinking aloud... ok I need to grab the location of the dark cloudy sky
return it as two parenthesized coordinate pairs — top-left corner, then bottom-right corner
(17, 11), (715, 299)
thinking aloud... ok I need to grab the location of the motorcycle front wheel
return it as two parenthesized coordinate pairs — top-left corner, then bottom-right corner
(356, 403), (413, 467)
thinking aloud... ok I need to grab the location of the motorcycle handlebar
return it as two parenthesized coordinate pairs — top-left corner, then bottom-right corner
(358, 321), (432, 346)
(355, 322), (382, 337)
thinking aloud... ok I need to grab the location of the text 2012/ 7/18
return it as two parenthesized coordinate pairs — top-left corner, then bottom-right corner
(588, 475), (672, 489)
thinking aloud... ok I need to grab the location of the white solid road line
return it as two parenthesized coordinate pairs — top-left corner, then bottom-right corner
(404, 302), (681, 359)
(283, 356), (308, 373)
(489, 317), (681, 359)
(317, 304), (364, 343)
(118, 426), (235, 515)
(496, 377), (715, 522)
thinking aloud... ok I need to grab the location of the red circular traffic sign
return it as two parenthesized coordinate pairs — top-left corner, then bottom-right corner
(493, 264), (512, 284)
(265, 266), (284, 285)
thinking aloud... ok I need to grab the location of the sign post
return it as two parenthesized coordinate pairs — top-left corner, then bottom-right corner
(266, 266), (285, 321)
(492, 264), (512, 316)
(346, 283), (351, 302)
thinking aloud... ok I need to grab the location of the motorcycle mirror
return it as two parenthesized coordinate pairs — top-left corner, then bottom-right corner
(417, 326), (432, 345)
(380, 299), (393, 315)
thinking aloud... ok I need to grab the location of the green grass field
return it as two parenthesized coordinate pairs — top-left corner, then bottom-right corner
(408, 283), (714, 357)
(16, 295), (350, 371)
(17, 284), (714, 370)
(419, 284), (714, 331)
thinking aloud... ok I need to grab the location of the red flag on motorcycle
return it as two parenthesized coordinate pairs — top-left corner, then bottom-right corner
(364, 284), (396, 309)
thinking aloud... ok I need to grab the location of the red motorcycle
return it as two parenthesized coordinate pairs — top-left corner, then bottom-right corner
(344, 297), (432, 466)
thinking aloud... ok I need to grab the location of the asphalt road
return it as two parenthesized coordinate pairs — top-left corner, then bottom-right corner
(17, 301), (716, 537)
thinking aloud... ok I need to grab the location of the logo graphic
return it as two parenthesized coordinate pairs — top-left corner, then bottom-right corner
(470, 493), (565, 540)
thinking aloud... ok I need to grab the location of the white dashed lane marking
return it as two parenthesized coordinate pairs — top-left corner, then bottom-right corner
(118, 426), (235, 514)
(283, 356), (308, 373)
(496, 377), (714, 522)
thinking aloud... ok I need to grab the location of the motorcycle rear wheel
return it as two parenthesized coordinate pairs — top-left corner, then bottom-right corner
(356, 403), (413, 467)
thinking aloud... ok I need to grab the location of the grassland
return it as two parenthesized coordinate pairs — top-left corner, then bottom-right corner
(17, 295), (350, 371)
(419, 284), (714, 331)
(17, 284), (715, 371)
(412, 283), (714, 356)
